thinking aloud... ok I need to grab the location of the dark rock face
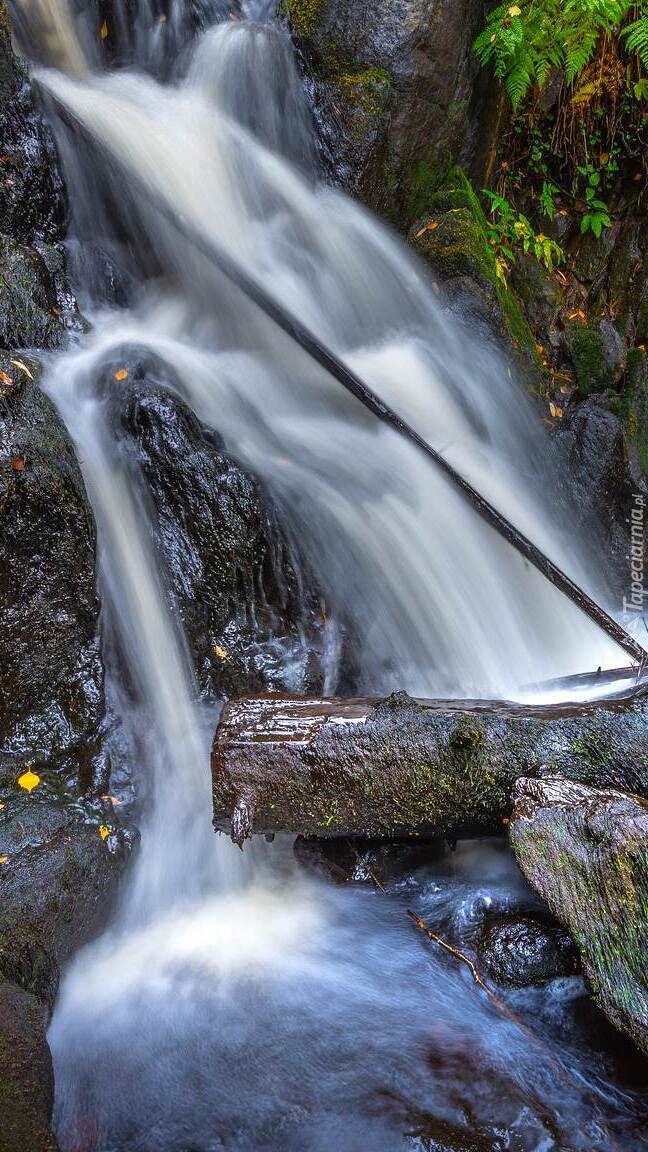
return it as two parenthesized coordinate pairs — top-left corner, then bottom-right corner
(552, 393), (647, 599)
(0, 1), (66, 246)
(477, 912), (578, 988)
(510, 776), (648, 1054)
(0, 235), (70, 350)
(286, 0), (498, 225)
(0, 358), (105, 787)
(293, 834), (442, 885)
(0, 982), (57, 1152)
(113, 368), (325, 699)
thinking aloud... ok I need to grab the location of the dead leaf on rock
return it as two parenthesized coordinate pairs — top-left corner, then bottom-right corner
(18, 769), (40, 793)
(11, 456), (26, 471)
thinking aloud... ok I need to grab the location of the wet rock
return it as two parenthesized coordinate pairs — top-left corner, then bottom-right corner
(552, 392), (646, 599)
(212, 689), (648, 844)
(0, 982), (57, 1152)
(285, 0), (499, 226)
(0, 234), (69, 350)
(477, 912), (578, 988)
(407, 169), (538, 378)
(293, 835), (442, 885)
(0, 357), (105, 786)
(510, 776), (648, 1054)
(0, 1), (66, 244)
(113, 367), (325, 699)
(0, 793), (133, 993)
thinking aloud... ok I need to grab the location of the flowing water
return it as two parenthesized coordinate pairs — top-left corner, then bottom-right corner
(8, 1), (648, 1149)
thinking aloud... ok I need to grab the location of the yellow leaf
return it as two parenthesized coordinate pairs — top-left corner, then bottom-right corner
(508, 5), (522, 15)
(10, 358), (35, 381)
(0, 856), (8, 864)
(100, 19), (108, 39)
(212, 644), (230, 661)
(490, 33), (497, 42)
(18, 769), (40, 793)
(114, 368), (129, 382)
(99, 825), (110, 841)
(0, 368), (13, 388)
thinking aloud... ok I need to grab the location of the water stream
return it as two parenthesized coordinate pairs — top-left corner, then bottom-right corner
(9, 2), (648, 1148)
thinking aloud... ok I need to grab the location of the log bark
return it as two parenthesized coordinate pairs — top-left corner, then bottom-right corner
(211, 686), (648, 846)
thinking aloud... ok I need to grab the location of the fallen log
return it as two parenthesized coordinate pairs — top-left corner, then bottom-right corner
(212, 687), (648, 846)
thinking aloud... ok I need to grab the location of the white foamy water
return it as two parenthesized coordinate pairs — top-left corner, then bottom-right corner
(9, 2), (646, 1148)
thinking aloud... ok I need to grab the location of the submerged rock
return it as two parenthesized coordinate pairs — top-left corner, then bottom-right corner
(477, 912), (578, 988)
(0, 982), (57, 1152)
(510, 776), (648, 1053)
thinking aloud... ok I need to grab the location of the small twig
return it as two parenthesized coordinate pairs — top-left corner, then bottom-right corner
(407, 910), (515, 1020)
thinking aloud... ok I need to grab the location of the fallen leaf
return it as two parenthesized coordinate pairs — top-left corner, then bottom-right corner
(100, 19), (108, 39)
(415, 220), (439, 239)
(10, 358), (35, 381)
(0, 368), (13, 388)
(11, 456), (26, 471)
(636, 343), (646, 353)
(549, 402), (564, 419)
(508, 4), (521, 14)
(213, 644), (230, 661)
(567, 309), (586, 321)
(99, 825), (110, 840)
(114, 368), (129, 382)
(100, 794), (122, 806)
(0, 802), (5, 811)
(0, 856), (8, 865)
(18, 769), (40, 793)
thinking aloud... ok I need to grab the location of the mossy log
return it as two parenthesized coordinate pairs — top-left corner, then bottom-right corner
(212, 687), (648, 846)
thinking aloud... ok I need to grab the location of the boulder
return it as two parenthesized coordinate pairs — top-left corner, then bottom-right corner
(211, 688), (648, 845)
(284, 0), (500, 226)
(477, 912), (579, 988)
(0, 357), (106, 788)
(111, 365), (326, 699)
(0, 982), (57, 1152)
(0, 0), (66, 245)
(552, 392), (647, 599)
(510, 776), (648, 1053)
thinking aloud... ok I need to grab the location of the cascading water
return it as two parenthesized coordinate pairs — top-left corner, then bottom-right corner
(8, 1), (647, 1149)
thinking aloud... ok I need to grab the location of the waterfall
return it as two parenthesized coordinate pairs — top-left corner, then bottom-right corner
(9, 2), (642, 1149)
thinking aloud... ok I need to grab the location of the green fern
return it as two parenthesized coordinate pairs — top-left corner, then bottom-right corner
(474, 0), (644, 111)
(623, 13), (648, 70)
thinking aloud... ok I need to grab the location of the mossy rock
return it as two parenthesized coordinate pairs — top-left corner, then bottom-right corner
(624, 348), (648, 476)
(565, 319), (625, 397)
(409, 168), (536, 359)
(511, 777), (648, 1054)
(281, 0), (325, 40)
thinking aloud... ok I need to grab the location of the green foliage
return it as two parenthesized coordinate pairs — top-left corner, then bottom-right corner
(474, 1), (644, 109)
(539, 180), (559, 219)
(577, 163), (613, 235)
(622, 12), (648, 69)
(482, 189), (565, 277)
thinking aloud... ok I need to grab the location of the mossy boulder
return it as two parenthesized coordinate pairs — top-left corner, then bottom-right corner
(283, 0), (500, 225)
(510, 776), (648, 1054)
(408, 168), (537, 370)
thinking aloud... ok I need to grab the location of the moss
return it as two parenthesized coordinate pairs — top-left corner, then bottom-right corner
(566, 323), (609, 397)
(410, 167), (535, 354)
(282, 0), (325, 40)
(624, 348), (648, 475)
